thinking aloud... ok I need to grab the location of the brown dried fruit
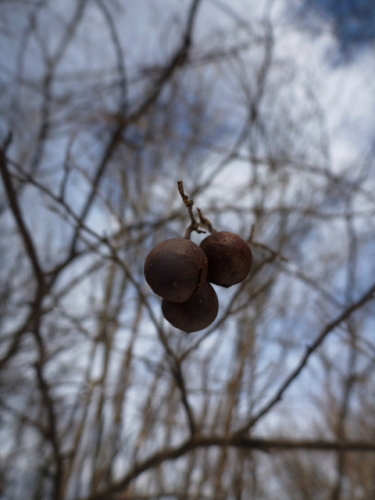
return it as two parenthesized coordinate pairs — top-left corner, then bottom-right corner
(200, 231), (252, 287)
(161, 281), (218, 333)
(144, 238), (208, 302)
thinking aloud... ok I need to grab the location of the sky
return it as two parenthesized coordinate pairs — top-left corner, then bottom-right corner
(1, 3), (375, 493)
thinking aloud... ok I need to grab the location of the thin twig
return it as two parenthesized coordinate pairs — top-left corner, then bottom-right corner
(251, 241), (288, 262)
(250, 224), (288, 261)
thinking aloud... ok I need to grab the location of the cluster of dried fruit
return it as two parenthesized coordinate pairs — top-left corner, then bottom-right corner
(144, 184), (252, 333)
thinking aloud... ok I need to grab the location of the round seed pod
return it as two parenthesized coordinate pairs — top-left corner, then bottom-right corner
(161, 281), (218, 333)
(200, 231), (252, 288)
(144, 238), (208, 303)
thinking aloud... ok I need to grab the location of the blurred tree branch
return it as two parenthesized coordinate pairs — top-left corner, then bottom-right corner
(1, 0), (375, 499)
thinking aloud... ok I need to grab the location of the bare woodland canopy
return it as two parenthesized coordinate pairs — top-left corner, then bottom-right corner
(1, 1), (375, 499)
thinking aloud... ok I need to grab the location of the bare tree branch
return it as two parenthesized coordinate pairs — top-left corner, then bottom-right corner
(79, 435), (375, 500)
(0, 147), (44, 286)
(235, 280), (375, 435)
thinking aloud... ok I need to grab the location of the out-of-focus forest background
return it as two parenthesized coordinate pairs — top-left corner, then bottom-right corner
(1, 1), (375, 499)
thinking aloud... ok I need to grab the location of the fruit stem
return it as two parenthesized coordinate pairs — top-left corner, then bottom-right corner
(177, 181), (207, 239)
(197, 208), (217, 234)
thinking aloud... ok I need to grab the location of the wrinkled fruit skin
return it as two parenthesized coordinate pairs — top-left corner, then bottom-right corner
(200, 231), (252, 288)
(162, 281), (218, 333)
(144, 238), (208, 303)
